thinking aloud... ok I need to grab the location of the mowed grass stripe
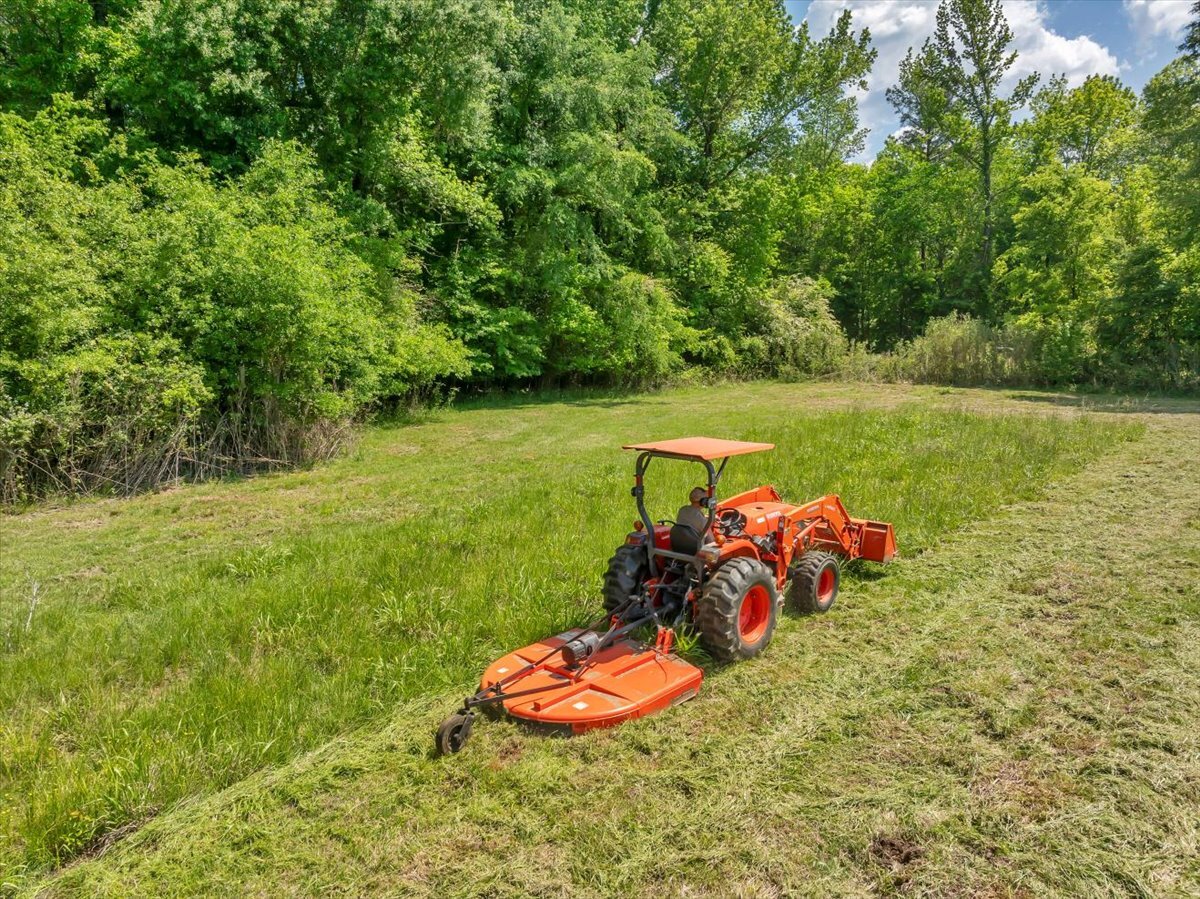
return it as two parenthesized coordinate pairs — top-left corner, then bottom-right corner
(26, 414), (1198, 898)
(0, 385), (1138, 877)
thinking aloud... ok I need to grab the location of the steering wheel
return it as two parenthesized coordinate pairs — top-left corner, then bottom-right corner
(717, 508), (746, 535)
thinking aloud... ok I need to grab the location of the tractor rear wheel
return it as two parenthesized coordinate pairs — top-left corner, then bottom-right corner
(603, 544), (647, 615)
(695, 558), (779, 662)
(788, 551), (840, 614)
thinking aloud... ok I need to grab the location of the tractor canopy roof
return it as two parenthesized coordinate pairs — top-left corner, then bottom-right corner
(621, 437), (774, 462)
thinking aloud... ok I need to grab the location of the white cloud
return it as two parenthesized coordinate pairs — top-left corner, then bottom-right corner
(1123, 0), (1193, 47)
(803, 1), (936, 161)
(803, 0), (1120, 160)
(1003, 1), (1121, 84)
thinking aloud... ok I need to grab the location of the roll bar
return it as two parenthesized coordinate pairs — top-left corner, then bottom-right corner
(632, 451), (729, 576)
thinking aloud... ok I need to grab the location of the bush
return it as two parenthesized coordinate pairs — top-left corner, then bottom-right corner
(1096, 242), (1200, 391)
(741, 276), (848, 377)
(1, 335), (209, 503)
(878, 313), (1100, 388)
(552, 273), (693, 383)
(865, 310), (1199, 391)
(0, 106), (470, 501)
(883, 315), (1009, 385)
(870, 315), (1002, 386)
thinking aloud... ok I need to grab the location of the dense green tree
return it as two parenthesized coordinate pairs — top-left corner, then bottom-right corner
(1142, 52), (1200, 239)
(994, 163), (1115, 378)
(104, 0), (509, 177)
(1022, 75), (1137, 179)
(1101, 240), (1198, 383)
(648, 0), (873, 362)
(886, 43), (951, 162)
(3, 0), (1199, 500)
(432, 1), (685, 380)
(649, 0), (873, 185)
(0, 0), (113, 111)
(862, 142), (978, 343)
(920, 0), (1038, 315)
(1181, 0), (1200, 57)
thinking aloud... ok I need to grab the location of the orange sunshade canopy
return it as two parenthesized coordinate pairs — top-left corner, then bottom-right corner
(622, 436), (775, 461)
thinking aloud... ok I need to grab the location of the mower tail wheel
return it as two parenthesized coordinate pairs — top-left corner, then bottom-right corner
(602, 544), (647, 614)
(788, 551), (840, 614)
(695, 558), (779, 662)
(435, 712), (474, 756)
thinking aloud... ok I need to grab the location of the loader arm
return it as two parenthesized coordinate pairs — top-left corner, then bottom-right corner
(784, 494), (896, 564)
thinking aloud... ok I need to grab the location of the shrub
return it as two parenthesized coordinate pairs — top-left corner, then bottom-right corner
(881, 314), (1012, 386)
(871, 310), (1200, 391)
(741, 276), (848, 377)
(0, 107), (470, 501)
(879, 313), (1098, 388)
(1, 335), (209, 502)
(557, 273), (693, 383)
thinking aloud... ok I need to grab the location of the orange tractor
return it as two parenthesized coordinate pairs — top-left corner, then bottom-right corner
(436, 437), (895, 754)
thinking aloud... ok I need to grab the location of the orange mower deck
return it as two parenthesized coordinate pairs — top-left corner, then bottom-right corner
(481, 631), (704, 733)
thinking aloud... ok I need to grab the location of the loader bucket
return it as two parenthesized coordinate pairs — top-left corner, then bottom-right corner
(858, 520), (896, 563)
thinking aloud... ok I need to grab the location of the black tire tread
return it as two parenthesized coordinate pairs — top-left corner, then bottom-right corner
(602, 544), (647, 614)
(788, 551), (840, 614)
(695, 557), (779, 662)
(435, 713), (472, 755)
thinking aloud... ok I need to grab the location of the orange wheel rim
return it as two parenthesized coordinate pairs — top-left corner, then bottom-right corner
(739, 585), (770, 643)
(817, 567), (836, 603)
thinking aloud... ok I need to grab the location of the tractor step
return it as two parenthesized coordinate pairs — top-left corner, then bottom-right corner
(480, 631), (704, 734)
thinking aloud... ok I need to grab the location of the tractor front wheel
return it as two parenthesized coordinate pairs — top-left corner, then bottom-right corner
(695, 558), (779, 662)
(788, 551), (840, 614)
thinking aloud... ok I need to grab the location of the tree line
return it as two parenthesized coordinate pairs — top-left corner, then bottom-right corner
(2, 0), (1198, 500)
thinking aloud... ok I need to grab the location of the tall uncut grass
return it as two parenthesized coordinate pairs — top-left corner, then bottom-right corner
(863, 313), (1200, 391)
(0, 388), (1138, 874)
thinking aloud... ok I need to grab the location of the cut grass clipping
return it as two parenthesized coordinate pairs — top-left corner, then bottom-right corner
(0, 388), (1139, 879)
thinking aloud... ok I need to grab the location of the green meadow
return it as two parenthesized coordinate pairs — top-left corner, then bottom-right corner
(6, 382), (1194, 897)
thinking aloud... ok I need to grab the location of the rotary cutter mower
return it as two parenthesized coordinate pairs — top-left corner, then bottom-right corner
(436, 437), (895, 755)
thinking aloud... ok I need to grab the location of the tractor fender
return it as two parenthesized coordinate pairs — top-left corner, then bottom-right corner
(716, 537), (761, 563)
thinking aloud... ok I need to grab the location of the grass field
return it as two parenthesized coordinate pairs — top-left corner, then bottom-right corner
(2, 382), (1198, 896)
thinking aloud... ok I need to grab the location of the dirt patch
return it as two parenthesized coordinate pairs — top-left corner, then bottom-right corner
(487, 737), (525, 770)
(870, 834), (925, 871)
(1014, 562), (1101, 604)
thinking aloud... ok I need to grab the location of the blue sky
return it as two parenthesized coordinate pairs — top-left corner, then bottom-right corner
(784, 0), (1195, 159)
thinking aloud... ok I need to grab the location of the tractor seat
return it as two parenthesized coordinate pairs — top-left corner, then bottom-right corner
(670, 504), (709, 555)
